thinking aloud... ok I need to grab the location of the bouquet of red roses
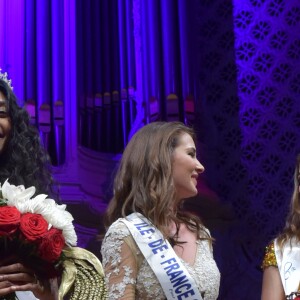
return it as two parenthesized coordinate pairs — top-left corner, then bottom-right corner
(0, 179), (77, 279)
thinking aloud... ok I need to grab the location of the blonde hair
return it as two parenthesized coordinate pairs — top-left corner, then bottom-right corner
(277, 154), (300, 249)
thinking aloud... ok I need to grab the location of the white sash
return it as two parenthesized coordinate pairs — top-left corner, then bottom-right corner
(122, 212), (203, 300)
(274, 238), (300, 295)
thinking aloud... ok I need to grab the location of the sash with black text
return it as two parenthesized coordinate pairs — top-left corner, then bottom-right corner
(274, 238), (300, 296)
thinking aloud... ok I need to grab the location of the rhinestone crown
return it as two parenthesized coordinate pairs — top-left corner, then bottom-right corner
(0, 69), (13, 89)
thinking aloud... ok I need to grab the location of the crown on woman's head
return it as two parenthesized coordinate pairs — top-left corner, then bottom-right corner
(0, 69), (13, 89)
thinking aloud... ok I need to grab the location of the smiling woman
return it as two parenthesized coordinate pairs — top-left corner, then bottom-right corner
(0, 92), (11, 155)
(101, 121), (220, 300)
(0, 72), (108, 300)
(0, 73), (57, 300)
(172, 132), (205, 202)
(0, 77), (53, 195)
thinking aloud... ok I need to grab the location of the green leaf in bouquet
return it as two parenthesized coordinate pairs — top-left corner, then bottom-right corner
(0, 197), (7, 206)
(0, 292), (18, 300)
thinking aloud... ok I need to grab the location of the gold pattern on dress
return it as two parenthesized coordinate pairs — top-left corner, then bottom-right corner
(69, 263), (107, 300)
(59, 247), (107, 300)
(261, 241), (277, 270)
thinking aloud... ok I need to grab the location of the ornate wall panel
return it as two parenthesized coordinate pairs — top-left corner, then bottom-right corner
(197, 0), (300, 298)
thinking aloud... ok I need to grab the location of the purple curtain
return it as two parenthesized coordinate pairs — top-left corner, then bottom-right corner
(0, 0), (69, 166)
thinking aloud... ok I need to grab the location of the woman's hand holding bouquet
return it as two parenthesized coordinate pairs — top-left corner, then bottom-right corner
(0, 180), (77, 300)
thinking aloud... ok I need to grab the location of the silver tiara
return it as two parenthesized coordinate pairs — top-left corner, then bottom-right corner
(0, 69), (13, 89)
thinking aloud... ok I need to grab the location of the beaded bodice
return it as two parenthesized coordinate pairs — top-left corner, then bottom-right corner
(262, 241), (277, 269)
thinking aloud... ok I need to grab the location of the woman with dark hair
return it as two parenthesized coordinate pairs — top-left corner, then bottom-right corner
(0, 77), (53, 196)
(101, 121), (220, 300)
(262, 154), (300, 300)
(0, 75), (57, 299)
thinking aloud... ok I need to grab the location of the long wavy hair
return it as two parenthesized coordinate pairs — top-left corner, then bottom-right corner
(0, 79), (53, 196)
(277, 154), (300, 249)
(105, 121), (211, 243)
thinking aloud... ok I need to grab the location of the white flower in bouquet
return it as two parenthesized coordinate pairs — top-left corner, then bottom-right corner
(1, 179), (36, 203)
(0, 179), (77, 246)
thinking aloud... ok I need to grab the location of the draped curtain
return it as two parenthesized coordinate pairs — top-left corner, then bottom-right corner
(0, 0), (200, 158)
(76, 0), (137, 153)
(76, 0), (200, 153)
(0, 0), (77, 166)
(137, 0), (199, 125)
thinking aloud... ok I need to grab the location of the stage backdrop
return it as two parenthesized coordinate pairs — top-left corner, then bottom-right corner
(1, 0), (300, 299)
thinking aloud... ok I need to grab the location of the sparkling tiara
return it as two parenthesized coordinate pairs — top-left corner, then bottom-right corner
(0, 69), (13, 89)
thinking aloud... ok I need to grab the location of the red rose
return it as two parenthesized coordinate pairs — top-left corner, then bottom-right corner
(20, 213), (48, 241)
(38, 228), (65, 262)
(0, 206), (21, 236)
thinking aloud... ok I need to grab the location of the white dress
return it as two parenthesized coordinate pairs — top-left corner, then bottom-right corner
(16, 291), (37, 299)
(101, 218), (220, 300)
